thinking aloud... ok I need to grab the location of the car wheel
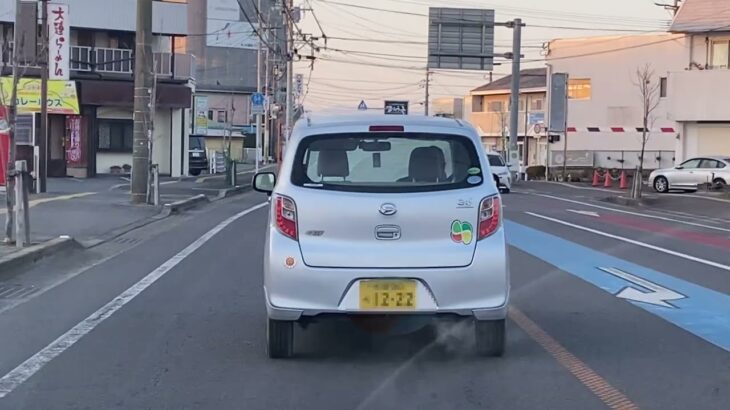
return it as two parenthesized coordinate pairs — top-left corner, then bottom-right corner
(653, 176), (669, 193)
(267, 319), (294, 358)
(502, 188), (511, 194)
(190, 169), (202, 176)
(475, 319), (505, 357)
(713, 178), (727, 190)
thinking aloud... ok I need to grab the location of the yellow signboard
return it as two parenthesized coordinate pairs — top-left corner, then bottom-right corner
(0, 77), (80, 115)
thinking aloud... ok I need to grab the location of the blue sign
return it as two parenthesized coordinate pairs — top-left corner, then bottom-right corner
(528, 111), (545, 125)
(358, 100), (368, 111)
(251, 93), (265, 106)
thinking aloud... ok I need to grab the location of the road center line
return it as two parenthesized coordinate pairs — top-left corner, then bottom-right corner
(0, 202), (268, 399)
(530, 193), (730, 234)
(509, 307), (639, 410)
(525, 212), (730, 272)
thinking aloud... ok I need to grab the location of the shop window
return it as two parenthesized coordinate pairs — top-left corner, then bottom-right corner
(97, 119), (133, 152)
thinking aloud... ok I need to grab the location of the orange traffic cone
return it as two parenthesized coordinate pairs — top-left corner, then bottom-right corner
(604, 172), (612, 188)
(592, 170), (601, 187)
(619, 170), (628, 189)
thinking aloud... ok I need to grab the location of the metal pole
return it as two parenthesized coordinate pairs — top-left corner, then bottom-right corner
(507, 18), (522, 177)
(561, 74), (569, 181)
(14, 160), (29, 247)
(523, 94), (530, 180)
(131, 0), (153, 204)
(39, 0), (48, 193)
(264, 45), (270, 164)
(152, 164), (159, 206)
(424, 71), (430, 116)
(545, 63), (552, 181)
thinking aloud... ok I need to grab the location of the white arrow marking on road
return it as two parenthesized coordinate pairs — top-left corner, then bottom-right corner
(598, 267), (687, 308)
(567, 209), (600, 218)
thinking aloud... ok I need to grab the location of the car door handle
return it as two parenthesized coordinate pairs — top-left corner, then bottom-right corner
(375, 225), (401, 240)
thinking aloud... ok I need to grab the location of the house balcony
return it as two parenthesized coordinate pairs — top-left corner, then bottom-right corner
(667, 69), (730, 122)
(1, 44), (195, 81)
(469, 110), (545, 136)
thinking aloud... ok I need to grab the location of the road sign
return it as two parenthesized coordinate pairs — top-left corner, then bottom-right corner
(358, 100), (368, 111)
(251, 92), (265, 115)
(550, 73), (568, 133)
(533, 123), (544, 134)
(384, 100), (409, 115)
(427, 8), (495, 71)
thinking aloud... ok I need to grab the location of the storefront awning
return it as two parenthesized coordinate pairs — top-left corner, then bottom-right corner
(78, 80), (192, 109)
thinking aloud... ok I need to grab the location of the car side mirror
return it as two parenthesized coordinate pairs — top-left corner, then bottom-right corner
(253, 172), (276, 195)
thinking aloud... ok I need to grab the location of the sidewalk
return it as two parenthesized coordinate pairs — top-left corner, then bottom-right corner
(0, 163), (269, 269)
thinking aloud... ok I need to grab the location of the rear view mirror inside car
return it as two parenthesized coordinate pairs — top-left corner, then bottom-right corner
(360, 141), (392, 152)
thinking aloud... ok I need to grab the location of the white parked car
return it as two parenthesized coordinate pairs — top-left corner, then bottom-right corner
(649, 156), (730, 193)
(487, 152), (511, 193)
(254, 114), (509, 358)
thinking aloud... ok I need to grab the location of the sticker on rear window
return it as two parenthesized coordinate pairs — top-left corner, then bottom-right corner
(468, 167), (481, 175)
(451, 220), (473, 245)
(467, 176), (482, 185)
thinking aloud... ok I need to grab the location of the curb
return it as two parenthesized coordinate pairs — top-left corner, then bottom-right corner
(0, 236), (80, 274)
(603, 195), (659, 207)
(164, 194), (210, 214)
(215, 184), (253, 200)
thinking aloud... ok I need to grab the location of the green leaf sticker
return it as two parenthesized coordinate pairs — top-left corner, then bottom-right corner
(450, 220), (474, 245)
(468, 167), (481, 175)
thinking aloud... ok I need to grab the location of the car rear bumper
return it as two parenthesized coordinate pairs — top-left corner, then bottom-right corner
(263, 228), (510, 321)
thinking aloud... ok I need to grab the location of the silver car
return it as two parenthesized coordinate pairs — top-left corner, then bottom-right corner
(253, 114), (509, 358)
(487, 152), (512, 193)
(650, 156), (730, 193)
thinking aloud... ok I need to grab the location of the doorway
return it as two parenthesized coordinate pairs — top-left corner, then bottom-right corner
(48, 115), (66, 177)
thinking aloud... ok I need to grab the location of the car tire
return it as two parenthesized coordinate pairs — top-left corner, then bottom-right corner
(475, 319), (505, 357)
(267, 319), (294, 358)
(502, 188), (511, 194)
(713, 178), (727, 190)
(190, 169), (202, 176)
(653, 176), (669, 193)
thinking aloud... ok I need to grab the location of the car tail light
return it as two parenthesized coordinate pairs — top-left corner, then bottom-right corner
(369, 125), (404, 132)
(478, 195), (501, 240)
(275, 195), (298, 240)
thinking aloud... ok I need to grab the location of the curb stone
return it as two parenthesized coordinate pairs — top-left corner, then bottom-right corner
(0, 236), (80, 275)
(164, 194), (210, 214)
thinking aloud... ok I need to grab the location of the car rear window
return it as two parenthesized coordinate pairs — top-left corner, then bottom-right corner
(488, 154), (505, 167)
(291, 133), (483, 193)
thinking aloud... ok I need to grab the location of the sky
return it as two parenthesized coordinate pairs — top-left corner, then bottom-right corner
(294, 0), (674, 113)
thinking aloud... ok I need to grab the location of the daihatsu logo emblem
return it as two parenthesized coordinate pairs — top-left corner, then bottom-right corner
(379, 203), (397, 216)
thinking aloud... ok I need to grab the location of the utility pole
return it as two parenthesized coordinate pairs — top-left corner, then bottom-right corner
(264, 44), (271, 164)
(507, 18), (523, 177)
(284, 0), (294, 146)
(131, 0), (153, 204)
(424, 71), (430, 116)
(39, 0), (49, 193)
(255, 0), (263, 173)
(4, 0), (24, 242)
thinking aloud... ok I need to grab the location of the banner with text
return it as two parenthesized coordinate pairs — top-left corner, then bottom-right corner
(0, 77), (79, 115)
(48, 2), (70, 80)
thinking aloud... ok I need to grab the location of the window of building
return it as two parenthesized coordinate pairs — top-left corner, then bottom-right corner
(711, 40), (730, 69)
(660, 77), (668, 98)
(487, 101), (504, 113)
(530, 97), (544, 111)
(471, 95), (484, 112)
(97, 120), (133, 152)
(217, 110), (227, 123)
(568, 79), (592, 100)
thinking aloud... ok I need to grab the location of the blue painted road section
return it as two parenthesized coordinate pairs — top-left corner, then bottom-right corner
(506, 220), (730, 353)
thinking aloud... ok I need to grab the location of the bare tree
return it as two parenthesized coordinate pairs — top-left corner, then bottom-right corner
(632, 64), (661, 198)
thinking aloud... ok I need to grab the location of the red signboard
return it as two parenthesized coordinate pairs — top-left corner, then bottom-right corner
(65, 115), (85, 167)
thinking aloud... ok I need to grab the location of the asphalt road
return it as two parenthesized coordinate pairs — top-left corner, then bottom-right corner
(0, 183), (729, 409)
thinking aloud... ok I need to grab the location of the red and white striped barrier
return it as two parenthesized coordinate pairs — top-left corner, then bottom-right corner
(565, 127), (676, 133)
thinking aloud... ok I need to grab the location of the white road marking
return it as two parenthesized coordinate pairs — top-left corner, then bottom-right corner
(541, 182), (621, 193)
(0, 202), (268, 399)
(0, 193), (95, 215)
(567, 209), (600, 218)
(532, 193), (730, 234)
(525, 212), (730, 273)
(667, 193), (730, 204)
(598, 267), (686, 308)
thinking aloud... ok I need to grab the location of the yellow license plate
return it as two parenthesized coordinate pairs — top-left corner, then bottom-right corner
(359, 280), (417, 310)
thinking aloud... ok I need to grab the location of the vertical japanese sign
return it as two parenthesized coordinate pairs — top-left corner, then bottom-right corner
(65, 115), (84, 167)
(194, 96), (209, 135)
(48, 3), (70, 81)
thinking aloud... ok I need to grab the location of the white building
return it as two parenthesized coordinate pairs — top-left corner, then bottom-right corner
(0, 0), (194, 177)
(545, 0), (730, 170)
